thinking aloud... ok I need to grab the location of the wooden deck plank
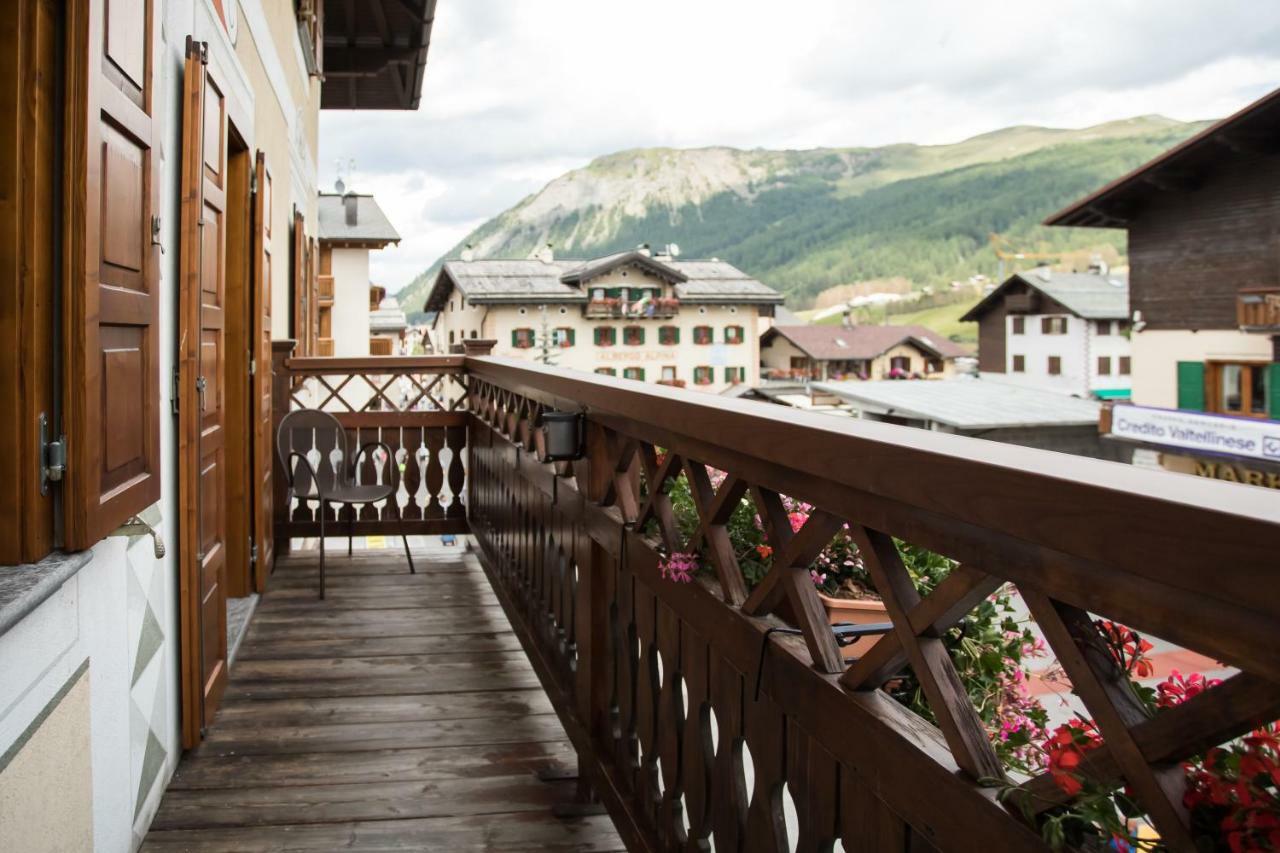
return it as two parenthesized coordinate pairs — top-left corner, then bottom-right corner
(143, 813), (625, 852)
(145, 546), (623, 851)
(169, 742), (579, 790)
(232, 631), (525, 660)
(209, 688), (555, 728)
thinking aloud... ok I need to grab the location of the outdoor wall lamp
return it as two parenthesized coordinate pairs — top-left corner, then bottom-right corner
(539, 410), (585, 462)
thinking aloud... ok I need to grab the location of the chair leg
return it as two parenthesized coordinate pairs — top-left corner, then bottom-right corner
(348, 503), (354, 558)
(393, 499), (415, 574)
(318, 499), (327, 600)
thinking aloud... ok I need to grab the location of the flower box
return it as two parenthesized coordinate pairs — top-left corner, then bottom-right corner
(817, 593), (889, 659)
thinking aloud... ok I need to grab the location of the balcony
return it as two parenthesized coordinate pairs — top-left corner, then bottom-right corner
(1004, 291), (1036, 313)
(144, 344), (1277, 852)
(584, 296), (679, 320)
(1237, 286), (1280, 330)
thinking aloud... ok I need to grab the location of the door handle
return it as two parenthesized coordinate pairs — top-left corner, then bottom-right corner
(196, 376), (208, 412)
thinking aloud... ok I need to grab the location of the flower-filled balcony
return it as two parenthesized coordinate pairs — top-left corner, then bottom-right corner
(584, 295), (680, 319)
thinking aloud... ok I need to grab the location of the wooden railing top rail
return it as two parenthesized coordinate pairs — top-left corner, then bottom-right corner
(286, 355), (466, 374)
(464, 355), (1280, 683)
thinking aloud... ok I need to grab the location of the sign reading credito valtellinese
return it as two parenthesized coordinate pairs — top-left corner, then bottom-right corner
(1107, 404), (1280, 463)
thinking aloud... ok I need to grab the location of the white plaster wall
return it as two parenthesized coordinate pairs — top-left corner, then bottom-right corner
(1088, 322), (1133, 392)
(1002, 313), (1090, 396)
(1130, 329), (1274, 408)
(330, 248), (372, 356)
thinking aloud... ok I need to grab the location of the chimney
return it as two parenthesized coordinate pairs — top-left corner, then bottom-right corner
(460, 243), (475, 262)
(334, 177), (346, 194)
(1034, 265), (1052, 283)
(637, 242), (651, 258)
(343, 193), (358, 226)
(538, 243), (554, 264)
(1087, 254), (1109, 276)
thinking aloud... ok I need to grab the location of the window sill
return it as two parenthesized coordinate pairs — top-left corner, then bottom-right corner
(0, 551), (94, 639)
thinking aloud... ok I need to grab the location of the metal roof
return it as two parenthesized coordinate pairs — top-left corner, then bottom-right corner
(317, 194), (401, 245)
(812, 378), (1102, 430)
(424, 255), (783, 311)
(960, 270), (1128, 321)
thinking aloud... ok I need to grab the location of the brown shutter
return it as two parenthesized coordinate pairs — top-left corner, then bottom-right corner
(292, 208), (307, 354)
(64, 0), (161, 548)
(252, 152), (274, 589)
(177, 37), (230, 748)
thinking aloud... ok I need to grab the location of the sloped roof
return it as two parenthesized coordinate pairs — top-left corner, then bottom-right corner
(560, 251), (687, 285)
(813, 378), (1102, 429)
(762, 324), (970, 361)
(424, 254), (782, 311)
(960, 270), (1128, 322)
(317, 193), (400, 245)
(1045, 87), (1280, 227)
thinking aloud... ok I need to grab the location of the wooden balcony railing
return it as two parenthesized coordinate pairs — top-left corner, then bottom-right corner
(1237, 286), (1280, 330)
(585, 298), (680, 320)
(461, 355), (1279, 853)
(261, 342), (1278, 850)
(270, 345), (471, 546)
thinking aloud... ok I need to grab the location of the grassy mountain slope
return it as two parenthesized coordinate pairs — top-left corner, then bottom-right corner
(401, 117), (1206, 320)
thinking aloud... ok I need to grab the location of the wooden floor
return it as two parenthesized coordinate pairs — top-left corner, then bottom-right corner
(143, 541), (624, 852)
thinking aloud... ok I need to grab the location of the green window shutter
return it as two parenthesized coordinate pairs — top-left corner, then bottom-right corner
(567, 328), (576, 347)
(1176, 361), (1206, 411)
(511, 329), (519, 347)
(593, 327), (601, 345)
(1268, 363), (1280, 420)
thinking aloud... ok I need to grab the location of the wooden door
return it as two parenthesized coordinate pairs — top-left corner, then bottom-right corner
(178, 37), (229, 748)
(252, 151), (274, 591)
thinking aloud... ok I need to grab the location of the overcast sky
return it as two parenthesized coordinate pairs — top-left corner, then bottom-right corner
(319, 1), (1280, 294)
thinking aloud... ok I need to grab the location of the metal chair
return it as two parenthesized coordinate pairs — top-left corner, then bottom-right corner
(277, 409), (415, 599)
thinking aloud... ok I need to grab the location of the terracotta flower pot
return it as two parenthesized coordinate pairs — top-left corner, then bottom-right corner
(818, 593), (890, 659)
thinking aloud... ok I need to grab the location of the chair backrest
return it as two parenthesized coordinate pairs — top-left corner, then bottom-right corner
(277, 409), (349, 498)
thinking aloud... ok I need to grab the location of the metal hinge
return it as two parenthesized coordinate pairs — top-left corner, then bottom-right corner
(151, 215), (164, 252)
(171, 366), (180, 415)
(250, 541), (259, 565)
(196, 376), (208, 412)
(249, 358), (257, 377)
(39, 413), (66, 496)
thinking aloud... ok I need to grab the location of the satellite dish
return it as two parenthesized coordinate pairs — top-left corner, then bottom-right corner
(668, 243), (681, 258)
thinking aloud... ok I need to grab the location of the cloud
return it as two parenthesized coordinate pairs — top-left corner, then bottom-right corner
(319, 0), (1280, 292)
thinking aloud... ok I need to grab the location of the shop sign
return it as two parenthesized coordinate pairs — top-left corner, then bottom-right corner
(1107, 404), (1280, 464)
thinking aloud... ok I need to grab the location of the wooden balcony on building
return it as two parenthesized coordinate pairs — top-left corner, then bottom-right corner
(143, 347), (1278, 852)
(1237, 286), (1280, 330)
(584, 297), (679, 320)
(1004, 291), (1036, 313)
(318, 274), (335, 303)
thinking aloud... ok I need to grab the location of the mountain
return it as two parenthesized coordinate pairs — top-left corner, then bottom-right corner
(400, 116), (1208, 320)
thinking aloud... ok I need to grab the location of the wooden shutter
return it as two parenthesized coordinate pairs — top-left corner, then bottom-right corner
(566, 328), (575, 347)
(64, 0), (161, 549)
(1267, 363), (1280, 421)
(292, 209), (307, 354)
(177, 37), (230, 748)
(1176, 361), (1206, 411)
(252, 152), (274, 590)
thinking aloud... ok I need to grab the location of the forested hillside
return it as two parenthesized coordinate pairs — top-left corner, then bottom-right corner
(401, 117), (1205, 319)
